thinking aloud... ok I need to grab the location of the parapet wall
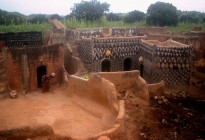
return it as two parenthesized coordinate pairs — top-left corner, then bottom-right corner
(66, 27), (166, 40)
(65, 74), (125, 139)
(66, 74), (118, 112)
(97, 70), (149, 101)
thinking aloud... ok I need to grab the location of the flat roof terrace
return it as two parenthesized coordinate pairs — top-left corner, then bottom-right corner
(142, 39), (191, 48)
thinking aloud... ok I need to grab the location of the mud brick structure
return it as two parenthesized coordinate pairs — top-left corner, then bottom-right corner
(1, 32), (42, 48)
(140, 39), (193, 87)
(0, 23), (197, 91)
(77, 36), (146, 72)
(5, 43), (65, 91)
(0, 32), (65, 92)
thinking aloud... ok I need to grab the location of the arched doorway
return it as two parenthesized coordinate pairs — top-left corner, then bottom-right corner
(101, 59), (111, 72)
(123, 57), (132, 71)
(37, 65), (47, 88)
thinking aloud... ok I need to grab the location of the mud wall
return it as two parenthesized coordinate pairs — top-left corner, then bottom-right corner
(5, 43), (65, 92)
(78, 36), (146, 72)
(97, 70), (149, 101)
(66, 74), (118, 112)
(140, 40), (193, 87)
(77, 39), (93, 72)
(147, 33), (203, 60)
(65, 27), (166, 40)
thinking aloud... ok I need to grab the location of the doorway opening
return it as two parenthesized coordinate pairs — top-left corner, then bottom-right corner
(37, 65), (47, 88)
(101, 59), (111, 72)
(123, 57), (132, 71)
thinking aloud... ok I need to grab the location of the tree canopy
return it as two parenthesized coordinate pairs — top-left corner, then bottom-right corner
(70, 0), (110, 21)
(179, 11), (205, 23)
(146, 2), (178, 26)
(0, 9), (26, 25)
(106, 12), (121, 21)
(123, 10), (145, 23)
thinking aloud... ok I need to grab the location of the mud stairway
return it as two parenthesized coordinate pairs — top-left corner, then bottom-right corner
(0, 48), (8, 97)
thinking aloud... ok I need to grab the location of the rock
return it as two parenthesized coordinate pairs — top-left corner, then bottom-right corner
(154, 96), (158, 100)
(162, 119), (167, 124)
(182, 94), (187, 98)
(162, 98), (168, 103)
(172, 93), (177, 97)
(164, 91), (171, 95)
(161, 96), (165, 99)
(10, 90), (18, 99)
(158, 100), (163, 104)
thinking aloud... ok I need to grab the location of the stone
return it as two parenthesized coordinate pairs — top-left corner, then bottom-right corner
(10, 90), (18, 99)
(182, 94), (187, 98)
(154, 96), (158, 100)
(163, 98), (168, 103)
(158, 100), (163, 104)
(164, 91), (171, 95)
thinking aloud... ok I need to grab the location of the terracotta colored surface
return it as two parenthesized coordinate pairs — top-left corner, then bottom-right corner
(0, 88), (116, 138)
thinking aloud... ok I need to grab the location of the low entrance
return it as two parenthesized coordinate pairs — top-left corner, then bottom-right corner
(123, 57), (132, 71)
(37, 65), (47, 88)
(101, 59), (111, 72)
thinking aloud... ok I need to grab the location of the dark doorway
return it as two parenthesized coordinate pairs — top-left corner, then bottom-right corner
(101, 59), (111, 72)
(123, 57), (132, 71)
(37, 65), (47, 88)
(140, 63), (144, 77)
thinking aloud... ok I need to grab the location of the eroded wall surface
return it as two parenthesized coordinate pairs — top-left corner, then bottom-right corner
(97, 70), (149, 101)
(5, 43), (65, 91)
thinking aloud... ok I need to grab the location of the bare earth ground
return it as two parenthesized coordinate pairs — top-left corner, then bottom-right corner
(0, 84), (205, 140)
(0, 87), (115, 139)
(119, 84), (205, 140)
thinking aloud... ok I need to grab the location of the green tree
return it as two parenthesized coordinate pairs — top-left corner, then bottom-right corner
(50, 14), (62, 20)
(124, 10), (145, 23)
(106, 12), (121, 21)
(0, 9), (26, 25)
(179, 11), (205, 23)
(70, 0), (110, 21)
(29, 14), (48, 24)
(146, 2), (178, 26)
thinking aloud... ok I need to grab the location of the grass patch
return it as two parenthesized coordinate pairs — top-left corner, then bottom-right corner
(0, 23), (51, 33)
(167, 22), (205, 32)
(64, 18), (147, 28)
(0, 20), (205, 33)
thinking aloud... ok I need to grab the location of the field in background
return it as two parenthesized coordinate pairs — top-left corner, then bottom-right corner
(0, 19), (205, 33)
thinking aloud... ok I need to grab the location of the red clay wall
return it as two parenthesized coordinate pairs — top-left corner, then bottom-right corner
(97, 70), (149, 101)
(5, 43), (65, 92)
(66, 74), (118, 112)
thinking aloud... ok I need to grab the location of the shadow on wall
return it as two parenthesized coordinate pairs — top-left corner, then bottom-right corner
(64, 46), (78, 75)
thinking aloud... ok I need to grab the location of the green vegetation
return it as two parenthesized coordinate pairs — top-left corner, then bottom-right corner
(0, 23), (51, 32)
(0, 0), (205, 33)
(0, 19), (205, 33)
(146, 2), (178, 26)
(64, 17), (146, 28)
(167, 22), (205, 32)
(70, 0), (109, 21)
